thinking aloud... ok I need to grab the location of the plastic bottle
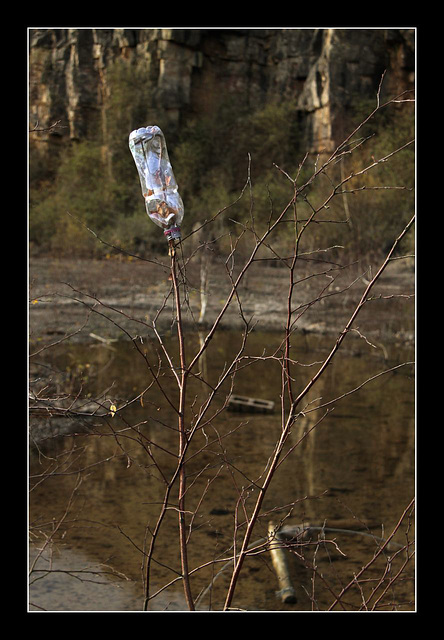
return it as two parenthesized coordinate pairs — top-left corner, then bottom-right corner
(129, 126), (184, 240)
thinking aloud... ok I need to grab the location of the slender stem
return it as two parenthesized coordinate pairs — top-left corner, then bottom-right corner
(223, 215), (415, 611)
(142, 483), (174, 611)
(169, 240), (195, 611)
(283, 195), (301, 408)
(327, 497), (415, 611)
(290, 215), (414, 411)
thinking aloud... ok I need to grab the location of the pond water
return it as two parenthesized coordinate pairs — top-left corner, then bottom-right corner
(29, 329), (415, 612)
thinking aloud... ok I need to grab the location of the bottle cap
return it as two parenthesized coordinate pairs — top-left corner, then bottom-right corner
(164, 226), (182, 240)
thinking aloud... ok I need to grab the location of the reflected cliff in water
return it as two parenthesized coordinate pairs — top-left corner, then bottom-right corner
(29, 329), (415, 611)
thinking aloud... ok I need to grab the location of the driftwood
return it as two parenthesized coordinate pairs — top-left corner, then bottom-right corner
(88, 332), (117, 347)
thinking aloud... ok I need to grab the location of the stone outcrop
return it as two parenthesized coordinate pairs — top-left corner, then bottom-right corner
(29, 28), (415, 157)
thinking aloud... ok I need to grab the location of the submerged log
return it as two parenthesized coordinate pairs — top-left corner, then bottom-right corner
(268, 522), (297, 604)
(278, 520), (404, 551)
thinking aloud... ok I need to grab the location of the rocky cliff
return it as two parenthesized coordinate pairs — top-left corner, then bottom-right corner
(29, 28), (414, 160)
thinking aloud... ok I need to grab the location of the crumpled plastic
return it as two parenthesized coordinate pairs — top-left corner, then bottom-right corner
(129, 126), (184, 240)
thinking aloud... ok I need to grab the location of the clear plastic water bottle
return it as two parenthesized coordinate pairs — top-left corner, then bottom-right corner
(129, 126), (184, 240)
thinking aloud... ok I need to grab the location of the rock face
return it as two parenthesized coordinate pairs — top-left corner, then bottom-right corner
(29, 28), (414, 156)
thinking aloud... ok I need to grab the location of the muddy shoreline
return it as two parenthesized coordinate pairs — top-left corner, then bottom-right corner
(29, 255), (415, 350)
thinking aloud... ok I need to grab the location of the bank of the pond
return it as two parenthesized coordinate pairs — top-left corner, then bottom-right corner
(29, 255), (415, 349)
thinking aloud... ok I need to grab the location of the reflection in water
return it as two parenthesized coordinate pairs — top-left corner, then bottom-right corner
(29, 330), (415, 611)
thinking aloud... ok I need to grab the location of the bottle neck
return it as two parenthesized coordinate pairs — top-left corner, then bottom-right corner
(164, 226), (181, 240)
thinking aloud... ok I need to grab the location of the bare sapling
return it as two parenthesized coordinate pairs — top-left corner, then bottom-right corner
(29, 78), (415, 612)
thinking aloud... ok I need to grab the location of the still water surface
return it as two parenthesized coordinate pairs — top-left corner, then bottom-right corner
(29, 329), (415, 612)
